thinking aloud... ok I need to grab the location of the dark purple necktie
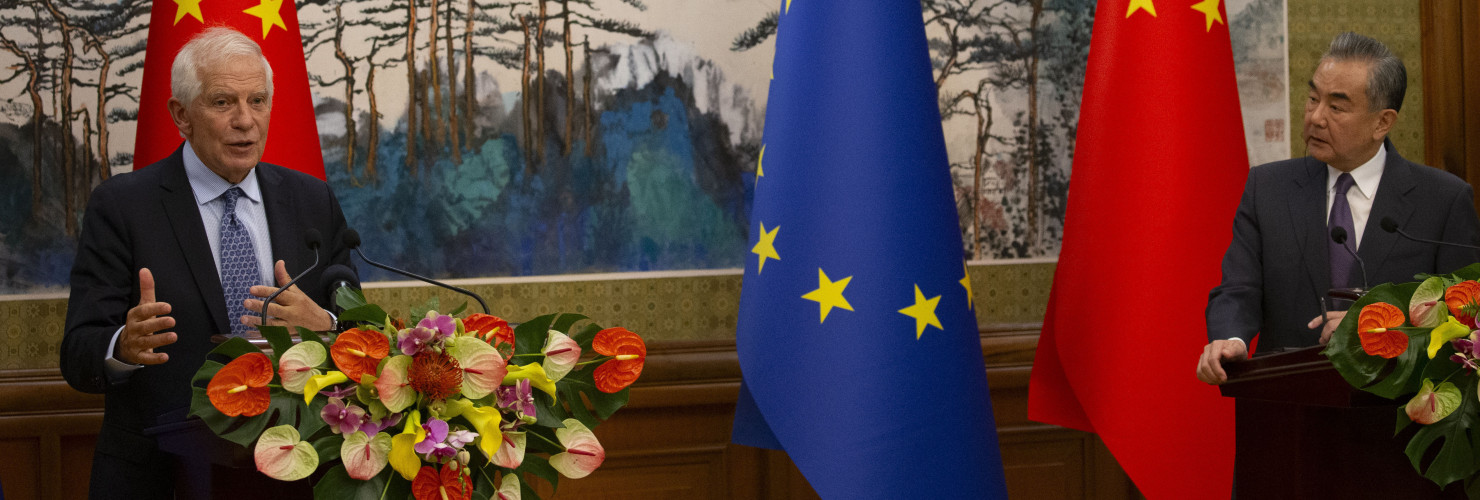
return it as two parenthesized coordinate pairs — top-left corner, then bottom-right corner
(1329, 173), (1356, 289)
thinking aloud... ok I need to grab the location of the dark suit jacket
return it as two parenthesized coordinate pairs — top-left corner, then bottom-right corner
(60, 145), (353, 498)
(1207, 141), (1480, 351)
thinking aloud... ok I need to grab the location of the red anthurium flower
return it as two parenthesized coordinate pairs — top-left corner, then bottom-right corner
(411, 463), (472, 500)
(1446, 281), (1480, 328)
(331, 328), (391, 383)
(1358, 302), (1409, 359)
(592, 327), (646, 393)
(207, 352), (275, 417)
(465, 313), (515, 347)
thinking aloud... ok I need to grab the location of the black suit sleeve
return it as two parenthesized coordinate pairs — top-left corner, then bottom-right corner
(1207, 171), (1264, 345)
(1436, 183), (1480, 274)
(61, 184), (137, 394)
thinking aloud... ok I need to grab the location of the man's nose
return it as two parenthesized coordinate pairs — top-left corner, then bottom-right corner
(228, 102), (255, 129)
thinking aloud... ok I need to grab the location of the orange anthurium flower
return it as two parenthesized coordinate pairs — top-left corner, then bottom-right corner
(331, 328), (391, 383)
(592, 327), (646, 393)
(1358, 302), (1409, 359)
(207, 352), (275, 417)
(1446, 280), (1480, 328)
(464, 313), (515, 347)
(411, 463), (472, 500)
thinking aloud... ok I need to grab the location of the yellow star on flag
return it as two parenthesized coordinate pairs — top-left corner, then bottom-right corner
(802, 268), (853, 323)
(786, 0), (793, 14)
(1126, 0), (1156, 18)
(756, 144), (765, 180)
(960, 263), (974, 310)
(243, 0), (288, 39)
(899, 285), (942, 339)
(752, 222), (780, 273)
(174, 0), (204, 25)
(1190, 0), (1224, 31)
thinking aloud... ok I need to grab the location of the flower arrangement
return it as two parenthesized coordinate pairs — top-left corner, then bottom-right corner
(1326, 264), (1480, 493)
(188, 290), (646, 500)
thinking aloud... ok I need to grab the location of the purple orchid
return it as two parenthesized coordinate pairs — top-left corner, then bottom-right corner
(447, 429), (477, 449)
(357, 412), (404, 437)
(415, 418), (459, 460)
(497, 378), (537, 423)
(398, 326), (436, 355)
(318, 384), (357, 399)
(419, 314), (458, 342)
(321, 397), (369, 435)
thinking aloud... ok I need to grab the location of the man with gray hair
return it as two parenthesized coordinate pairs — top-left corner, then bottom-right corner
(61, 27), (354, 498)
(1197, 31), (1480, 384)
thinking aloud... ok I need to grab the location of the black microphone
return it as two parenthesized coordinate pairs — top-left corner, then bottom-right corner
(261, 228), (323, 327)
(1381, 216), (1480, 251)
(320, 263), (359, 311)
(1329, 226), (1368, 290)
(341, 228), (490, 314)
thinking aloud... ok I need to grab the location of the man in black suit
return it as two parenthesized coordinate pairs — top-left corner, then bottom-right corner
(1197, 32), (1480, 384)
(60, 27), (354, 498)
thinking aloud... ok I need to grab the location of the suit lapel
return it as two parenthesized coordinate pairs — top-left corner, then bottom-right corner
(159, 147), (231, 336)
(1358, 141), (1415, 284)
(259, 164), (303, 277)
(1290, 157), (1333, 293)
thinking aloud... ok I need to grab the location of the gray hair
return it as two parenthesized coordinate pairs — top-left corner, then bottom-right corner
(170, 27), (274, 107)
(1320, 32), (1406, 113)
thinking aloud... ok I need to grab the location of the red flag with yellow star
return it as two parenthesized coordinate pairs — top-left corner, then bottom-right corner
(1028, 0), (1246, 498)
(132, 0), (324, 178)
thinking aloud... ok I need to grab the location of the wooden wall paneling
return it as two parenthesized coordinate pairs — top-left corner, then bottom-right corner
(1421, 0), (1480, 199)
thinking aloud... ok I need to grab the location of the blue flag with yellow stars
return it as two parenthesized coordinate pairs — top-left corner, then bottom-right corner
(730, 1), (1008, 498)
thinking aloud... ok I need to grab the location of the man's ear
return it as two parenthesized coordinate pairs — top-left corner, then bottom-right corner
(1371, 108), (1397, 141)
(168, 98), (191, 139)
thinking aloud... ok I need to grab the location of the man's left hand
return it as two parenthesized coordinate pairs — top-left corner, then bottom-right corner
(242, 260), (334, 331)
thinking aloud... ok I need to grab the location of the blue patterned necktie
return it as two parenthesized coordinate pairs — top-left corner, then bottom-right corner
(219, 187), (260, 337)
(1329, 173), (1357, 289)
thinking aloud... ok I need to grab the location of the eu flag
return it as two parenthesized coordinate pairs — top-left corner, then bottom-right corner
(730, 1), (1008, 498)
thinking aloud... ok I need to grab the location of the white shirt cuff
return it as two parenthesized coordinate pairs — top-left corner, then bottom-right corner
(104, 325), (142, 381)
(1226, 337), (1247, 350)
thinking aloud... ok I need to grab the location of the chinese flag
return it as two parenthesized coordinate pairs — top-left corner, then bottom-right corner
(1027, 0), (1247, 498)
(133, 0), (324, 179)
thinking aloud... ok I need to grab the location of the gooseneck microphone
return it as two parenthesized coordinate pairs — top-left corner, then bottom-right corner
(1329, 226), (1369, 290)
(341, 229), (491, 314)
(261, 228), (323, 326)
(1381, 216), (1480, 251)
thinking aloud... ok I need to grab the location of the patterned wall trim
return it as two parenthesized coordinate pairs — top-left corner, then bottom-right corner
(0, 262), (1058, 370)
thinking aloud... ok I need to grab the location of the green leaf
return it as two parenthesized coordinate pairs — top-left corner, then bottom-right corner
(568, 322), (602, 350)
(1324, 281), (1430, 398)
(517, 454), (560, 493)
(313, 434), (345, 463)
(515, 314), (559, 356)
(410, 296), (440, 322)
(549, 313), (591, 337)
(339, 303), (390, 327)
(447, 301), (469, 316)
(558, 371), (630, 426)
(336, 287), (369, 312)
(532, 390), (569, 427)
(260, 325), (295, 359)
(1404, 371), (1480, 487)
(313, 464), (390, 500)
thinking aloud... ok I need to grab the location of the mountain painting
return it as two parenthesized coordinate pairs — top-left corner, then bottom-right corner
(0, 0), (1286, 294)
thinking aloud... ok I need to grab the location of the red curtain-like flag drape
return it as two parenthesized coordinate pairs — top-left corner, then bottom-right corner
(133, 0), (324, 178)
(1028, 0), (1249, 498)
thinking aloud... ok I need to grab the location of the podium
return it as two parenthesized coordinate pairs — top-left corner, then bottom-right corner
(144, 409), (313, 500)
(1220, 346), (1464, 499)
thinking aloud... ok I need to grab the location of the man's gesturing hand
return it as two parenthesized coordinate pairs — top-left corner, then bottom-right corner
(242, 260), (334, 332)
(120, 268), (178, 365)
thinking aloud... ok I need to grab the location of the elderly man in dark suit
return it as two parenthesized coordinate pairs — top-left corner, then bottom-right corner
(60, 27), (354, 498)
(1197, 32), (1480, 384)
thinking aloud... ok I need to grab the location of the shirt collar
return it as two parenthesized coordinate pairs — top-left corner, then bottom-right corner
(184, 140), (261, 206)
(1326, 142), (1386, 200)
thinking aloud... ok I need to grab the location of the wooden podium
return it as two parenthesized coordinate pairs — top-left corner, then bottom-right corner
(1220, 346), (1464, 499)
(144, 409), (313, 500)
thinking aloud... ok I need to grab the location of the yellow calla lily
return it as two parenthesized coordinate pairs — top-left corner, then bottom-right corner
(1428, 316), (1473, 359)
(444, 398), (503, 459)
(303, 371), (350, 405)
(504, 363), (558, 400)
(388, 409), (425, 480)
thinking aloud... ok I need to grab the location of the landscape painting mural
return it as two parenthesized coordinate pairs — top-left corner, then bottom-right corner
(0, 0), (1286, 294)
